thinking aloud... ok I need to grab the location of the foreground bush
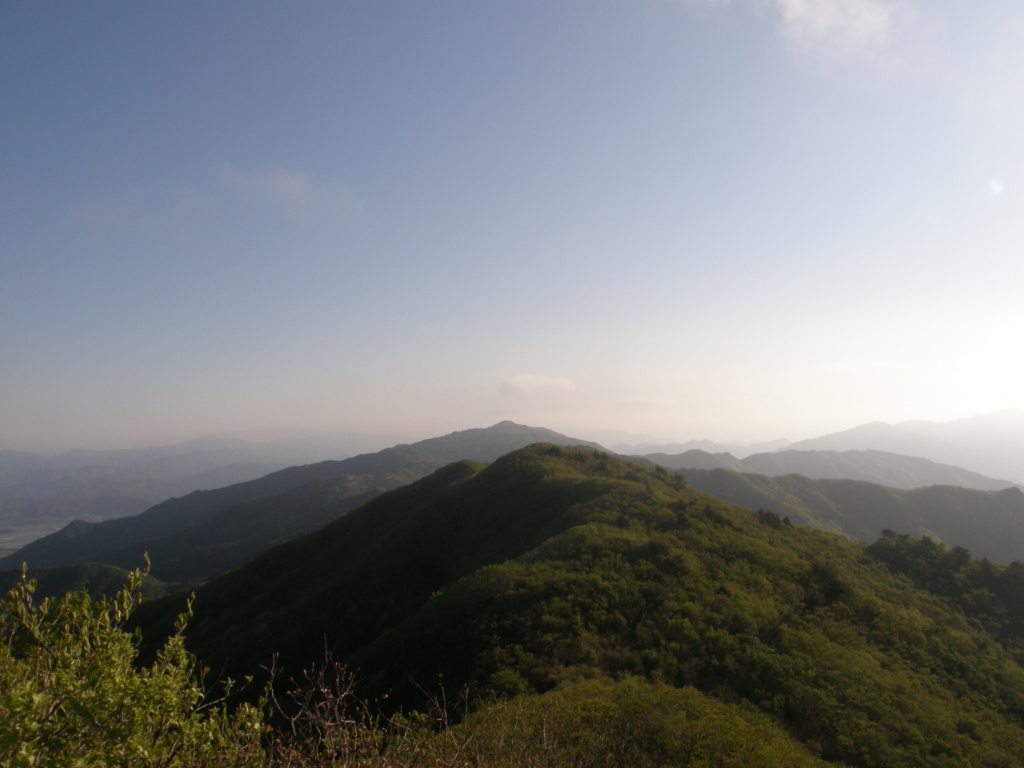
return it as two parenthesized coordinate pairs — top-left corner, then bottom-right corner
(0, 567), (264, 767)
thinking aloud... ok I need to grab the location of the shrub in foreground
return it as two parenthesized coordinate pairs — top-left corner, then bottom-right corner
(0, 567), (264, 767)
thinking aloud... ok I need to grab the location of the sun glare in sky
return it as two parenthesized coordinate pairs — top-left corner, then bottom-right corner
(1, 0), (1022, 451)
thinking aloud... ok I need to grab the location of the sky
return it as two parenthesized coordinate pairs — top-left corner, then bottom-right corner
(2, 0), (1023, 452)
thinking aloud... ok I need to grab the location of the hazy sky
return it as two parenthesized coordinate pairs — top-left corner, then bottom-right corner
(3, 1), (1023, 452)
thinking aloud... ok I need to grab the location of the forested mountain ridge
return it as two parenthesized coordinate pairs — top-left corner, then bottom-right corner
(0, 422), (600, 582)
(133, 444), (1024, 768)
(646, 446), (1019, 490)
(9, 418), (1014, 582)
(681, 467), (1024, 563)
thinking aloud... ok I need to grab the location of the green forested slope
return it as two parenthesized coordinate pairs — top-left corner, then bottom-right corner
(132, 445), (1024, 768)
(3, 565), (828, 768)
(681, 467), (1024, 562)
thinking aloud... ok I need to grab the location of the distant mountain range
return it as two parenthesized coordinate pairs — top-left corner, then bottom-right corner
(643, 448), (1020, 491)
(8, 415), (1024, 590)
(0, 432), (411, 536)
(0, 422), (599, 581)
(618, 409), (1024, 484)
(612, 437), (791, 459)
(4, 409), (1023, 580)
(679, 467), (1024, 564)
(786, 408), (1024, 484)
(5, 409), (1020, 557)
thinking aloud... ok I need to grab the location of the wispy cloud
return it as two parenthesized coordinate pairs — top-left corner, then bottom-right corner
(774, 0), (895, 59)
(500, 374), (577, 396)
(74, 166), (363, 231)
(217, 166), (364, 222)
(684, 0), (902, 62)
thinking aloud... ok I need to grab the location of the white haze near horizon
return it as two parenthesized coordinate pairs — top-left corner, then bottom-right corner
(1, 1), (1022, 453)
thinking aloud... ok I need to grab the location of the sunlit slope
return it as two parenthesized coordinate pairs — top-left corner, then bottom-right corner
(139, 445), (1024, 768)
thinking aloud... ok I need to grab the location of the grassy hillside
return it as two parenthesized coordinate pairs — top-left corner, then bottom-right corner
(132, 445), (1024, 768)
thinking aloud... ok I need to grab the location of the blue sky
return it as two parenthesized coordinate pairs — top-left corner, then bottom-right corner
(2, 0), (1022, 451)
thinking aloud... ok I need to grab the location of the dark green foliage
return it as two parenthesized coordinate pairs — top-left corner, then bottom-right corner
(128, 444), (1024, 768)
(155, 450), (630, 678)
(757, 508), (790, 529)
(866, 531), (1024, 652)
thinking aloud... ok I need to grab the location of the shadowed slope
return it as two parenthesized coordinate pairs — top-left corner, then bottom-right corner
(1, 422), (600, 581)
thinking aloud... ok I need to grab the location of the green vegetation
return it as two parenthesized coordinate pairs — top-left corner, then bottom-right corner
(867, 530), (1024, 651)
(459, 677), (829, 767)
(13, 444), (1024, 766)
(127, 445), (1024, 768)
(682, 467), (1024, 562)
(1, 569), (830, 767)
(0, 561), (173, 601)
(0, 567), (264, 767)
